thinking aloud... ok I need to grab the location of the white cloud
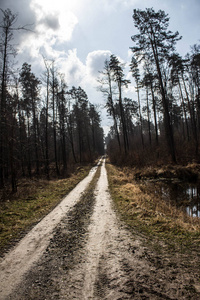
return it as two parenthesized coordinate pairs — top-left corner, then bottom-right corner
(97, 0), (139, 13)
(86, 50), (112, 77)
(17, 0), (79, 73)
(41, 13), (60, 30)
(30, 0), (78, 43)
(57, 49), (86, 85)
(17, 31), (67, 73)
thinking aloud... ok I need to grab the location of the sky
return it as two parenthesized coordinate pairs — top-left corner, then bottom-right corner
(1, 0), (200, 135)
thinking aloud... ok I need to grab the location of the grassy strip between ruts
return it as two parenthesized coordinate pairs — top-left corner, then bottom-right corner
(106, 161), (200, 254)
(0, 164), (96, 255)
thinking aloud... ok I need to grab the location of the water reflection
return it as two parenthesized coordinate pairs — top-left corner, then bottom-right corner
(147, 181), (200, 218)
(186, 204), (200, 218)
(185, 186), (200, 217)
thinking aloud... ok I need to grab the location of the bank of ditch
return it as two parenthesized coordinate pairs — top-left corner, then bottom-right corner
(106, 161), (200, 275)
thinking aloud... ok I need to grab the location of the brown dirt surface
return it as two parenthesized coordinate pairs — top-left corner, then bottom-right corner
(0, 159), (200, 299)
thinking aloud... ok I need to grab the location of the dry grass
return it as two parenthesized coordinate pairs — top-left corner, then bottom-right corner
(106, 161), (200, 251)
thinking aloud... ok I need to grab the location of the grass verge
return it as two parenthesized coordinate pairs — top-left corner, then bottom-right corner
(0, 165), (93, 255)
(106, 161), (200, 253)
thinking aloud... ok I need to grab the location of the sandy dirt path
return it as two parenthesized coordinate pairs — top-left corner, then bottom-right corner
(0, 159), (199, 299)
(0, 161), (100, 299)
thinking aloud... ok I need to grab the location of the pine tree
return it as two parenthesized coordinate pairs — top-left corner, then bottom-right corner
(131, 8), (181, 163)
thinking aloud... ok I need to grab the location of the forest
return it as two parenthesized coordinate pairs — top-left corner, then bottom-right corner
(0, 9), (104, 193)
(1, 7), (200, 193)
(102, 8), (200, 167)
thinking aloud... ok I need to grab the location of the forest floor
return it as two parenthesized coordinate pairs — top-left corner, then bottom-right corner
(0, 158), (200, 299)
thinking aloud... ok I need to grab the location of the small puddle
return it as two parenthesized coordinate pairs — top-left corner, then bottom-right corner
(145, 180), (200, 218)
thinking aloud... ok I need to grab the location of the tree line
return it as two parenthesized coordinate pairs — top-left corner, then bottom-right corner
(100, 8), (200, 166)
(1, 7), (200, 192)
(0, 9), (104, 193)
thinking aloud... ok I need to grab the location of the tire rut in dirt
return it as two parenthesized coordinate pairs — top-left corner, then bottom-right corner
(93, 239), (174, 300)
(9, 168), (101, 300)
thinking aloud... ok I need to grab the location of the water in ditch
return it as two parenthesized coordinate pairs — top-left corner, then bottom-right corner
(147, 180), (200, 218)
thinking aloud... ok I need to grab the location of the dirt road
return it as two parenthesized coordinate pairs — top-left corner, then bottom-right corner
(0, 159), (199, 299)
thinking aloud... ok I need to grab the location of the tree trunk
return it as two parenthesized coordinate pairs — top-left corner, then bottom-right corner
(146, 87), (152, 146)
(45, 74), (49, 180)
(150, 36), (176, 163)
(182, 76), (198, 155)
(66, 113), (77, 163)
(136, 80), (144, 149)
(61, 90), (67, 173)
(108, 72), (121, 152)
(0, 27), (8, 188)
(32, 100), (39, 175)
(78, 123), (82, 163)
(178, 78), (190, 141)
(52, 73), (59, 175)
(27, 116), (32, 178)
(150, 82), (159, 145)
(118, 79), (129, 154)
(9, 115), (17, 193)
